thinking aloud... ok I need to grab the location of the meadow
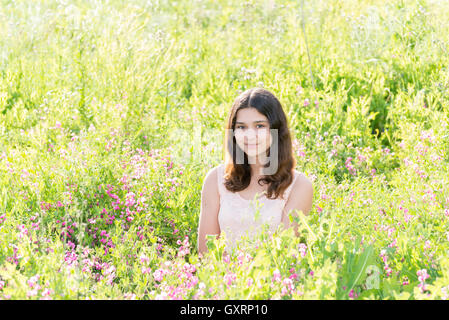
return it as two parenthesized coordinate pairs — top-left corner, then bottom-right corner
(0, 0), (448, 299)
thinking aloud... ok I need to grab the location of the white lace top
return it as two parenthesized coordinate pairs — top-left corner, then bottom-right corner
(216, 163), (299, 252)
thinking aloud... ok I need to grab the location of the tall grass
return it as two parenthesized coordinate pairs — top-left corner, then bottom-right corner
(0, 0), (448, 299)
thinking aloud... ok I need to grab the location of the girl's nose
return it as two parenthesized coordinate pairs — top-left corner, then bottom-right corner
(248, 128), (258, 136)
(245, 129), (257, 140)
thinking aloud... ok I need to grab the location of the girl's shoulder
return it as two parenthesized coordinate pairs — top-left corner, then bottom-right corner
(205, 162), (224, 174)
(204, 163), (226, 188)
(290, 169), (313, 194)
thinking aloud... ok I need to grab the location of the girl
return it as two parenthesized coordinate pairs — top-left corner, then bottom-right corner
(197, 88), (313, 255)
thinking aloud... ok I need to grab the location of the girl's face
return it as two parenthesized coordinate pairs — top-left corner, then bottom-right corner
(234, 108), (272, 159)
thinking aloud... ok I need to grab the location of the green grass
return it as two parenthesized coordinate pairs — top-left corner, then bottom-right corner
(0, 0), (449, 299)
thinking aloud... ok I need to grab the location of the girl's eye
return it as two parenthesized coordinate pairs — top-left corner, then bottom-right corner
(236, 124), (266, 129)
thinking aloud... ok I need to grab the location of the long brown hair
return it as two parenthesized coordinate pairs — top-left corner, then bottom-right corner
(222, 88), (297, 200)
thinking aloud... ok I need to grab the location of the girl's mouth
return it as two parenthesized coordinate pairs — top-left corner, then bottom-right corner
(245, 143), (258, 148)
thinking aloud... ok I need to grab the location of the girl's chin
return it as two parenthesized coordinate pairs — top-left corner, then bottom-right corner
(245, 152), (267, 158)
(237, 145), (268, 157)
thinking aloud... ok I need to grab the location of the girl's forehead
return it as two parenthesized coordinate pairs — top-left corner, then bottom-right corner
(236, 108), (268, 122)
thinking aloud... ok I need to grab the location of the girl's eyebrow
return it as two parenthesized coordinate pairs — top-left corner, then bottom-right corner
(235, 120), (268, 124)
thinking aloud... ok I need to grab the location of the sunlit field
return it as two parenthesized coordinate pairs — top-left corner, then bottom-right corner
(1, 0), (449, 300)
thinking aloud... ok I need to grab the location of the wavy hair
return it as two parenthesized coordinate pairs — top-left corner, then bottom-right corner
(222, 87), (296, 200)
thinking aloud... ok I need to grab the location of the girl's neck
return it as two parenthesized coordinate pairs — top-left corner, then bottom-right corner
(248, 155), (269, 178)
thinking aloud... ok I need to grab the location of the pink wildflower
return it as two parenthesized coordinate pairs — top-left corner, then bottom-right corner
(303, 99), (310, 106)
(298, 243), (307, 258)
(272, 269), (281, 283)
(281, 278), (295, 297)
(417, 269), (430, 292)
(153, 269), (165, 282)
(223, 273), (236, 287)
(348, 289), (358, 299)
